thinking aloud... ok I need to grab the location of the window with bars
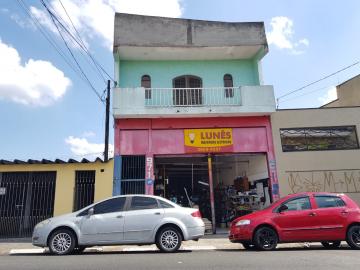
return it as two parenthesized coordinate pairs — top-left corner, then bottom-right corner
(141, 75), (151, 99)
(173, 75), (202, 105)
(224, 74), (234, 98)
(280, 126), (359, 152)
(73, 171), (95, 211)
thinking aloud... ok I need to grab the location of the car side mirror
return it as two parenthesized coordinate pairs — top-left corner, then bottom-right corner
(87, 208), (94, 217)
(278, 204), (288, 213)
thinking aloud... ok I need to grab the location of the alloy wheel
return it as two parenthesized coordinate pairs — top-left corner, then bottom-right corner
(346, 225), (360, 250)
(156, 227), (182, 252)
(161, 230), (179, 250)
(49, 229), (75, 255)
(254, 227), (278, 251)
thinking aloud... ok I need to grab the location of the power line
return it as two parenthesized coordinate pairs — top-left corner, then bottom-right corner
(16, 0), (106, 103)
(45, 0), (116, 83)
(54, 0), (108, 84)
(278, 85), (335, 104)
(277, 61), (360, 101)
(16, 0), (80, 76)
(40, 0), (104, 103)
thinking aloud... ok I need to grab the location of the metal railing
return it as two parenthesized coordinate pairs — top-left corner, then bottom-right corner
(121, 179), (145, 195)
(144, 87), (241, 107)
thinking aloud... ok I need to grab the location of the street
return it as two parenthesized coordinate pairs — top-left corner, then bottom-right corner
(1, 247), (360, 270)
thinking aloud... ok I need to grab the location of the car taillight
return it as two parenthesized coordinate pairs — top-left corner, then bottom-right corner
(191, 210), (202, 218)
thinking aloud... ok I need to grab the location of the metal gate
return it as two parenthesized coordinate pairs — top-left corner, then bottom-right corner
(121, 155), (145, 194)
(0, 171), (56, 238)
(73, 170), (95, 211)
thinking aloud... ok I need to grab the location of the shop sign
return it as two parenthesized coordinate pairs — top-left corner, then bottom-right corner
(184, 128), (233, 153)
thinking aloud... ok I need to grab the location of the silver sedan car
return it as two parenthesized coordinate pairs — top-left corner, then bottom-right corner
(32, 195), (205, 255)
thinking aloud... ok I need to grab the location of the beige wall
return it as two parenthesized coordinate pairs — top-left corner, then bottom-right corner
(0, 160), (114, 216)
(271, 107), (360, 204)
(324, 75), (360, 107)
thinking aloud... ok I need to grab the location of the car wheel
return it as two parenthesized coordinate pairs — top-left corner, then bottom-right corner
(242, 242), (256, 250)
(253, 227), (278, 251)
(346, 225), (360, 250)
(48, 229), (76, 255)
(156, 226), (182, 253)
(321, 241), (341, 249)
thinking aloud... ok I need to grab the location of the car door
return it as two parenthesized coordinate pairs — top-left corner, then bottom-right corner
(123, 196), (164, 243)
(272, 196), (320, 241)
(78, 197), (126, 245)
(310, 195), (349, 240)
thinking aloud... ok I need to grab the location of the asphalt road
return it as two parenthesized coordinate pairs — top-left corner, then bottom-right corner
(1, 247), (360, 270)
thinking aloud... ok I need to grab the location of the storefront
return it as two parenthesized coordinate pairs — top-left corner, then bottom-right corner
(113, 116), (279, 232)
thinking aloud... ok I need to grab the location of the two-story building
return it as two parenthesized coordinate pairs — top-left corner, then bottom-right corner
(112, 13), (279, 231)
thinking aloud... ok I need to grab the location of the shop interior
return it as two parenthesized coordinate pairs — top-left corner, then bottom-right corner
(154, 154), (271, 231)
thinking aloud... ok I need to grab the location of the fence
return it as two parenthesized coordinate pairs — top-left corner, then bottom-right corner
(143, 87), (241, 107)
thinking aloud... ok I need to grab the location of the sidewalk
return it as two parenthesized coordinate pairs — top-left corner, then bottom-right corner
(0, 235), (309, 255)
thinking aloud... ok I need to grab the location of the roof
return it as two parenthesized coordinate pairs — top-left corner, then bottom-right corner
(0, 157), (112, 165)
(113, 13), (268, 60)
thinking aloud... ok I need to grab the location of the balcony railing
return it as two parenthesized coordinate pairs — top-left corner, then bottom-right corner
(144, 87), (241, 107)
(113, 85), (276, 118)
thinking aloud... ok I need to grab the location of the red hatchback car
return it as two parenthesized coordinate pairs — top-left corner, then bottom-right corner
(229, 192), (360, 250)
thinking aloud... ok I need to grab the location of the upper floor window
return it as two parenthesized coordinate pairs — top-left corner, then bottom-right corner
(224, 74), (234, 98)
(141, 75), (151, 99)
(173, 75), (202, 105)
(173, 75), (202, 88)
(280, 126), (359, 152)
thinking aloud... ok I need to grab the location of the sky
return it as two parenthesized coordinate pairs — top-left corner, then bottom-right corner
(0, 0), (360, 161)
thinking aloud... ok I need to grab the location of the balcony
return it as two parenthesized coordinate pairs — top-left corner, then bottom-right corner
(113, 86), (276, 118)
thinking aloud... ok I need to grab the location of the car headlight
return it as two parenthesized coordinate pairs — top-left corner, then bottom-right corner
(235, 219), (251, 226)
(36, 219), (52, 228)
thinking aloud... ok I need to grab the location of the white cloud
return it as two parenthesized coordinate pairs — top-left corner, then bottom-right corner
(30, 0), (184, 50)
(82, 131), (96, 138)
(0, 38), (71, 106)
(267, 16), (309, 54)
(65, 135), (114, 159)
(318, 86), (337, 105)
(10, 13), (36, 30)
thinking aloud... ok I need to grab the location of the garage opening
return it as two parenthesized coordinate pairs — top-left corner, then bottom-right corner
(154, 153), (271, 233)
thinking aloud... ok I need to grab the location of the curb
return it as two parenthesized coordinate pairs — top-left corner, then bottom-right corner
(8, 245), (219, 255)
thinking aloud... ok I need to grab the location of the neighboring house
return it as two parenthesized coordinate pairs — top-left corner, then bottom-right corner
(272, 75), (360, 204)
(322, 74), (360, 108)
(112, 13), (279, 230)
(0, 158), (113, 238)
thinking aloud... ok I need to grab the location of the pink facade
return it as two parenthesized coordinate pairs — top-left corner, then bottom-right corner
(114, 116), (280, 200)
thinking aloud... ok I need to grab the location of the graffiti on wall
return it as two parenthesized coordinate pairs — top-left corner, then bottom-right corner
(287, 170), (360, 194)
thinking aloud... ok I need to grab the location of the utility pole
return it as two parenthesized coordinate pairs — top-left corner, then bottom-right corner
(104, 80), (110, 162)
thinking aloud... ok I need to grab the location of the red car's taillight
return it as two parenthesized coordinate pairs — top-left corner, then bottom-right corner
(191, 210), (202, 218)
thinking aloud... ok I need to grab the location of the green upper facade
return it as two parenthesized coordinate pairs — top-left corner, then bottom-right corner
(118, 59), (260, 88)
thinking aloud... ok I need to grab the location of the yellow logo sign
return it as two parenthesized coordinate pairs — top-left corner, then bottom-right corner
(184, 128), (233, 148)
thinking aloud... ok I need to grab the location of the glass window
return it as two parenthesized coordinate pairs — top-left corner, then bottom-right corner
(315, 196), (346, 208)
(141, 75), (151, 99)
(93, 197), (126, 214)
(224, 74), (234, 98)
(130, 196), (159, 210)
(158, 200), (174, 208)
(280, 126), (359, 152)
(281, 197), (311, 211)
